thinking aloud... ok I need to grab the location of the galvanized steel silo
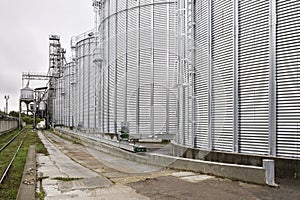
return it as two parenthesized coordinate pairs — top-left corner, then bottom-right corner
(177, 0), (300, 159)
(74, 31), (97, 130)
(63, 62), (76, 127)
(98, 0), (178, 137)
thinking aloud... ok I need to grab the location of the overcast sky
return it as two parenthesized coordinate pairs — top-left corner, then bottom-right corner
(0, 0), (94, 112)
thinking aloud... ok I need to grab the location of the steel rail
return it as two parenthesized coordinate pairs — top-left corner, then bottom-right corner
(0, 135), (26, 184)
(0, 129), (24, 153)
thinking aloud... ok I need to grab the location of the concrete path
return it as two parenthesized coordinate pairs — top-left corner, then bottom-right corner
(37, 131), (150, 200)
(37, 130), (300, 200)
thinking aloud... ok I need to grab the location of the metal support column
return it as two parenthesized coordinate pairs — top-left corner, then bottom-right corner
(233, 0), (239, 153)
(88, 39), (91, 129)
(124, 0), (128, 123)
(207, 0), (212, 151)
(166, 0), (170, 135)
(136, 0), (141, 137)
(114, 1), (118, 134)
(189, 0), (196, 147)
(107, 0), (111, 133)
(150, 0), (155, 136)
(269, 0), (277, 156)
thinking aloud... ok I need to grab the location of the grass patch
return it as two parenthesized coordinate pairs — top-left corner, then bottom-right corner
(52, 177), (83, 182)
(37, 190), (45, 200)
(0, 126), (48, 199)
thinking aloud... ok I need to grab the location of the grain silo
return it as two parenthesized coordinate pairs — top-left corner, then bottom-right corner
(73, 31), (97, 131)
(174, 0), (300, 177)
(97, 0), (178, 138)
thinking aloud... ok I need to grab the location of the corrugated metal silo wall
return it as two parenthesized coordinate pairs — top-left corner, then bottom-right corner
(186, 0), (300, 158)
(54, 77), (64, 126)
(276, 0), (300, 158)
(63, 62), (75, 127)
(74, 36), (96, 130)
(99, 0), (178, 137)
(63, 65), (69, 127)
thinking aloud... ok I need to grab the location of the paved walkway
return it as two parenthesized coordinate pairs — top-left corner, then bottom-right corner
(37, 131), (151, 200)
(37, 131), (300, 200)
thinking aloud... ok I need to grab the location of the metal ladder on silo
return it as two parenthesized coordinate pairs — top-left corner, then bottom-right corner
(176, 0), (195, 146)
(186, 0), (196, 147)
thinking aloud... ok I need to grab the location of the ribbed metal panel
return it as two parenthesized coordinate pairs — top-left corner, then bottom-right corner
(102, 44), (109, 133)
(75, 36), (96, 129)
(102, 17), (109, 133)
(276, 0), (300, 158)
(77, 41), (83, 127)
(194, 0), (209, 149)
(74, 50), (80, 127)
(70, 62), (76, 127)
(116, 10), (126, 133)
(211, 0), (234, 151)
(64, 64), (70, 127)
(99, 0), (177, 137)
(168, 2), (178, 135)
(153, 4), (167, 135)
(110, 0), (116, 15)
(128, 1), (136, 9)
(109, 14), (116, 133)
(127, 8), (137, 134)
(238, 0), (270, 155)
(140, 0), (152, 6)
(89, 42), (96, 129)
(139, 5), (152, 136)
(118, 0), (126, 12)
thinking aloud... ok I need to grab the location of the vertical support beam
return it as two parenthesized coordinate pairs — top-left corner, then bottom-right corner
(177, 0), (183, 144)
(114, 1), (118, 134)
(88, 39), (91, 129)
(107, 0), (111, 133)
(100, 61), (104, 132)
(184, 0), (189, 145)
(177, 0), (186, 144)
(94, 51), (97, 130)
(190, 0), (196, 147)
(124, 0), (128, 123)
(166, 0), (170, 135)
(82, 41), (85, 128)
(150, 0), (155, 136)
(136, 0), (140, 137)
(100, 3), (104, 132)
(207, 0), (212, 151)
(233, 0), (239, 153)
(269, 0), (277, 156)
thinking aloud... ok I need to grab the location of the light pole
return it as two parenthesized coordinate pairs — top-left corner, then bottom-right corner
(4, 95), (9, 114)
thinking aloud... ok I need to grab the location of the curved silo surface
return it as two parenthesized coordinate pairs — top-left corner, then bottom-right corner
(75, 33), (96, 130)
(63, 62), (76, 127)
(99, 0), (178, 137)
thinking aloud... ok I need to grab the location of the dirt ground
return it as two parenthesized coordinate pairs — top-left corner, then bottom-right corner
(128, 176), (300, 200)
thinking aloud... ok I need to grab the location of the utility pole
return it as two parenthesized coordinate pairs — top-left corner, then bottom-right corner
(4, 95), (9, 114)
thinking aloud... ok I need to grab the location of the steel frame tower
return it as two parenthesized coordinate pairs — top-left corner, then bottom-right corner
(48, 35), (66, 127)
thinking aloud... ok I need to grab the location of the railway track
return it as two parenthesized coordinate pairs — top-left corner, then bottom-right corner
(0, 128), (28, 184)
